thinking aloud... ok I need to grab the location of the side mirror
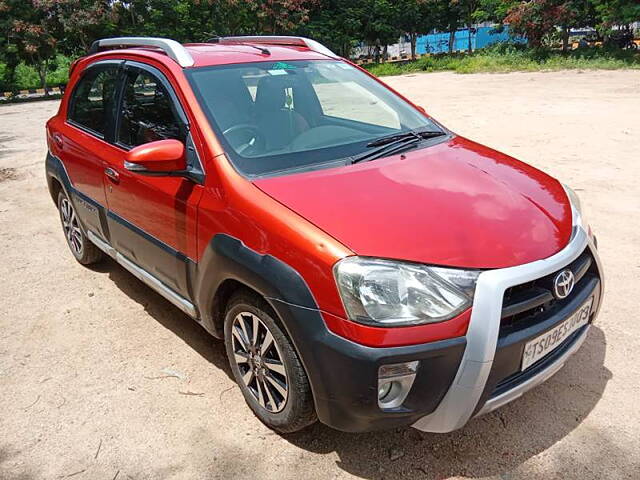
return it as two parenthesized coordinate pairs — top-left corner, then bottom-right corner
(124, 139), (186, 174)
(415, 105), (427, 114)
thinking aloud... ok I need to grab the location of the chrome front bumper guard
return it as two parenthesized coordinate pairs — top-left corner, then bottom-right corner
(412, 224), (604, 433)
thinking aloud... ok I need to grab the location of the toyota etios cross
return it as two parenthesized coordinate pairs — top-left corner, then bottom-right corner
(46, 36), (603, 433)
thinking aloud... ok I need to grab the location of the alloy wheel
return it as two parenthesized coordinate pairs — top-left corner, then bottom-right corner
(60, 197), (83, 256)
(231, 312), (289, 413)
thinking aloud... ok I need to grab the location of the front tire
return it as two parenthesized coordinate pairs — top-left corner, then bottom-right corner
(57, 191), (103, 265)
(224, 291), (317, 433)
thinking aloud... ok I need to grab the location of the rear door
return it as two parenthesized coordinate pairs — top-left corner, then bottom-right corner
(62, 60), (123, 237)
(103, 61), (203, 299)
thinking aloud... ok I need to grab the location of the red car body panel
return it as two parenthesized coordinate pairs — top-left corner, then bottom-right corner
(254, 136), (572, 269)
(46, 44), (573, 348)
(54, 123), (111, 207)
(195, 151), (353, 317)
(50, 47), (355, 318)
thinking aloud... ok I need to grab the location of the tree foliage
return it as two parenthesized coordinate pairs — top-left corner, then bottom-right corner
(592, 0), (640, 27)
(0, 0), (638, 91)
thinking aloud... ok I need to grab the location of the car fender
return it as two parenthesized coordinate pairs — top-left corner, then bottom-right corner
(194, 233), (318, 338)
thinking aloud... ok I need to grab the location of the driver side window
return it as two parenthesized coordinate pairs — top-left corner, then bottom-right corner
(117, 69), (185, 148)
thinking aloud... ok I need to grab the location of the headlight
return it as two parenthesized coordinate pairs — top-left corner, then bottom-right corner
(334, 257), (480, 327)
(562, 184), (589, 229)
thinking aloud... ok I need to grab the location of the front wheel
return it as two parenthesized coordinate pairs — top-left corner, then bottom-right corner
(224, 291), (317, 433)
(57, 191), (103, 265)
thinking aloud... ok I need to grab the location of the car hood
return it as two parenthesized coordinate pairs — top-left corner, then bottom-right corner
(253, 136), (573, 269)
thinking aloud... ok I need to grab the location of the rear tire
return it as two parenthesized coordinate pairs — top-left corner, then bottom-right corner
(224, 290), (317, 433)
(57, 191), (103, 265)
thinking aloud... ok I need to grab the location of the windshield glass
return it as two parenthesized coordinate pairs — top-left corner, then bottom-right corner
(187, 60), (442, 176)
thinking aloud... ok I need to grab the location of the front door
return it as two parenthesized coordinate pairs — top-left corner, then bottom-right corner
(103, 62), (203, 299)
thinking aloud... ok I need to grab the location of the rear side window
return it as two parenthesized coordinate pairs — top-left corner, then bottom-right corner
(68, 66), (120, 136)
(117, 69), (185, 148)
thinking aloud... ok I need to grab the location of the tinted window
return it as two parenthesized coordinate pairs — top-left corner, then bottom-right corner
(118, 69), (184, 148)
(68, 66), (119, 135)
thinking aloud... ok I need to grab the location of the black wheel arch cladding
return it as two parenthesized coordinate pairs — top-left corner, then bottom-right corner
(195, 234), (466, 432)
(194, 233), (319, 336)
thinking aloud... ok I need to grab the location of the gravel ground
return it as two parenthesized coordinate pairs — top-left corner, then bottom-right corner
(1, 70), (639, 480)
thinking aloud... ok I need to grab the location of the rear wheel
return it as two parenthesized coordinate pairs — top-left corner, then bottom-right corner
(224, 291), (317, 433)
(57, 191), (103, 265)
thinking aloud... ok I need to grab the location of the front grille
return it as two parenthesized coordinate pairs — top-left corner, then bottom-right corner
(500, 248), (597, 336)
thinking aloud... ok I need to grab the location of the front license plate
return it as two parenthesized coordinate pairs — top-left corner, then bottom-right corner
(521, 296), (593, 371)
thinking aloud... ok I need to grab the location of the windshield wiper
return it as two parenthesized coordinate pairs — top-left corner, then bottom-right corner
(349, 129), (446, 164)
(367, 129), (446, 147)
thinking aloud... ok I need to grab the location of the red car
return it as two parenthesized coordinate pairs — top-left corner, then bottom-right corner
(45, 36), (603, 433)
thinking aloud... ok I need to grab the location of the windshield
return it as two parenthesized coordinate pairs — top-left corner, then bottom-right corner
(187, 60), (442, 176)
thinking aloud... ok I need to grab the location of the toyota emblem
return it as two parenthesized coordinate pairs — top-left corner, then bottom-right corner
(553, 269), (575, 299)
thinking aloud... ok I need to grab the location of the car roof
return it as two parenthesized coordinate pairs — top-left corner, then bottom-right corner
(86, 43), (334, 69)
(185, 43), (332, 67)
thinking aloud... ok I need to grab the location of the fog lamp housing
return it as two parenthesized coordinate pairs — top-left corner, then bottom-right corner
(377, 361), (419, 409)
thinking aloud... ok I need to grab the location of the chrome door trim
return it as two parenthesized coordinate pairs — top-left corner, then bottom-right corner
(87, 230), (197, 318)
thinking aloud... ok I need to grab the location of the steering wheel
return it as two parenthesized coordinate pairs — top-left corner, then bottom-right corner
(222, 124), (266, 155)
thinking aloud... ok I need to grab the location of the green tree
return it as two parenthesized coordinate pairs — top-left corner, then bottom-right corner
(395, 0), (438, 59)
(112, 1), (213, 41)
(503, 0), (603, 50)
(248, 0), (319, 34)
(428, 0), (465, 53)
(463, 0), (482, 52)
(303, 0), (364, 57)
(304, 0), (399, 60)
(592, 0), (640, 29)
(2, 1), (59, 93)
(359, 0), (399, 61)
(504, 0), (567, 48)
(473, 0), (513, 22)
(557, 1), (598, 51)
(1, 0), (114, 91)
(57, 0), (115, 53)
(111, 0), (318, 41)
(0, 0), (21, 90)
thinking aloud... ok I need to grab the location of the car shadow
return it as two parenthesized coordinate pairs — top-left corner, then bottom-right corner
(282, 325), (611, 479)
(88, 257), (234, 381)
(89, 257), (610, 479)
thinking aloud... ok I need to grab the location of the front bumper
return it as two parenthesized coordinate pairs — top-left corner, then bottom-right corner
(271, 224), (602, 433)
(269, 299), (468, 432)
(413, 225), (603, 432)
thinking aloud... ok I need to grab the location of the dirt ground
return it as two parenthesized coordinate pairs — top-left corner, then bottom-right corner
(1, 70), (639, 480)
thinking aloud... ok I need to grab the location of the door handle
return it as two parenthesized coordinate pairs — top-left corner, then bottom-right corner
(53, 133), (64, 148)
(104, 167), (120, 183)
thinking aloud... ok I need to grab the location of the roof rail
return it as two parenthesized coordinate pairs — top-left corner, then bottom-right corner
(88, 37), (195, 67)
(212, 36), (338, 57)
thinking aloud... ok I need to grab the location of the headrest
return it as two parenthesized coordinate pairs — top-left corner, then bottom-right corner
(255, 75), (293, 113)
